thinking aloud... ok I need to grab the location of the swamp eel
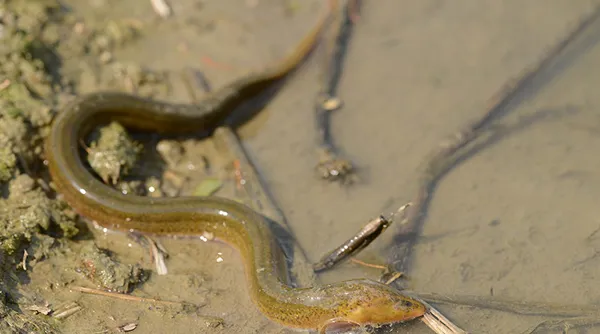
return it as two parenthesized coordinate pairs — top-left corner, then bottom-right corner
(45, 2), (426, 332)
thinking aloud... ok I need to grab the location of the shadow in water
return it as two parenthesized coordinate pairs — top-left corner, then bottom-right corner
(384, 6), (600, 289)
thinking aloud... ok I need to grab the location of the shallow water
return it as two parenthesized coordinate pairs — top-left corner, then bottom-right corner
(28, 0), (600, 333)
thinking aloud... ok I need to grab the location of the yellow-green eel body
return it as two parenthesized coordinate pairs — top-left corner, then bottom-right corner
(45, 3), (426, 332)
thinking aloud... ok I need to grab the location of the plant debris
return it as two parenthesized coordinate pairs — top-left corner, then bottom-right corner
(86, 121), (142, 185)
(193, 177), (223, 197)
(118, 322), (138, 332)
(76, 243), (146, 293)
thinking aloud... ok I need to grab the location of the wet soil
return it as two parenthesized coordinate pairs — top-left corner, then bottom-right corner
(3, 0), (600, 333)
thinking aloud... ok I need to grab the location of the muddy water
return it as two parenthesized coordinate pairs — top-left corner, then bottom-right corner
(28, 0), (600, 333)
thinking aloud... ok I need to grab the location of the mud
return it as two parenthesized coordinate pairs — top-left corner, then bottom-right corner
(2, 0), (600, 333)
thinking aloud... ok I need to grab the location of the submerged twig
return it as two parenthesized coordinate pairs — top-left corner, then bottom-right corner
(20, 249), (28, 271)
(349, 258), (387, 270)
(70, 286), (184, 306)
(315, 0), (356, 183)
(313, 203), (410, 272)
(421, 301), (467, 334)
(118, 322), (138, 332)
(25, 303), (52, 316)
(400, 293), (467, 334)
(382, 4), (600, 274)
(415, 292), (600, 318)
(421, 309), (467, 334)
(382, 271), (403, 285)
(143, 235), (168, 275)
(313, 215), (390, 272)
(52, 302), (83, 320)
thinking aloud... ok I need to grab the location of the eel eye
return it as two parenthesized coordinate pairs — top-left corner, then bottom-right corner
(399, 300), (413, 308)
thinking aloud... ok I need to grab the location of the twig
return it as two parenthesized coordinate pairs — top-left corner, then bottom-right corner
(150, 0), (172, 18)
(26, 303), (52, 315)
(53, 306), (82, 319)
(313, 215), (391, 272)
(415, 292), (600, 318)
(383, 271), (403, 285)
(233, 159), (249, 198)
(20, 249), (28, 271)
(53, 302), (83, 320)
(118, 323), (138, 332)
(405, 294), (467, 334)
(314, 0), (356, 183)
(421, 312), (464, 334)
(349, 258), (387, 270)
(313, 203), (410, 272)
(422, 305), (467, 334)
(70, 286), (184, 306)
(143, 235), (168, 275)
